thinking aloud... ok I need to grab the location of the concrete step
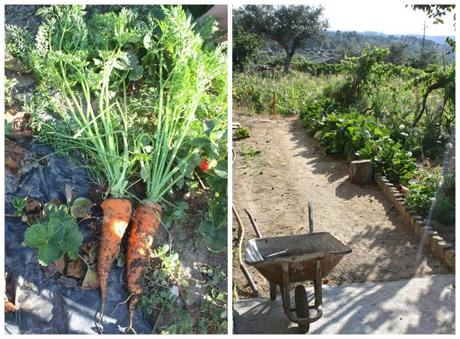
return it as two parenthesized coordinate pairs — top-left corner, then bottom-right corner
(233, 274), (455, 334)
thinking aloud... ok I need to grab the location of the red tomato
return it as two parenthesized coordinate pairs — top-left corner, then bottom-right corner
(199, 159), (209, 171)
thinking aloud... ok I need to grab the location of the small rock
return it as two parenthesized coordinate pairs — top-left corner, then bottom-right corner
(59, 276), (78, 288)
(5, 156), (20, 173)
(13, 74), (35, 89)
(44, 264), (57, 278)
(14, 92), (32, 104)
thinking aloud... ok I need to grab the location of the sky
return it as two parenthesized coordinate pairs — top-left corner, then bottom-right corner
(309, 0), (456, 36)
(235, 1), (456, 37)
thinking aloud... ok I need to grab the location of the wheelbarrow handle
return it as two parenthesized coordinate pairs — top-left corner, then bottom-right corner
(308, 201), (314, 233)
(244, 209), (263, 238)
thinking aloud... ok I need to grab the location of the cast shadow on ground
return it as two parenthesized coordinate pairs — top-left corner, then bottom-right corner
(288, 120), (347, 184)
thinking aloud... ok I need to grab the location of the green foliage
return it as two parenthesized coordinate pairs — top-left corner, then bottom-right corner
(5, 24), (34, 67)
(297, 47), (453, 183)
(23, 5), (136, 198)
(14, 4), (226, 204)
(233, 127), (250, 140)
(294, 59), (342, 76)
(12, 196), (28, 222)
(235, 5), (328, 71)
(411, 5), (455, 25)
(373, 141), (416, 184)
(185, 117), (227, 252)
(326, 47), (390, 108)
(139, 244), (192, 334)
(300, 106), (417, 183)
(432, 191), (455, 225)
(24, 203), (83, 266)
(196, 266), (227, 333)
(240, 147), (261, 160)
(233, 71), (327, 115)
(131, 6), (226, 203)
(139, 245), (227, 334)
(233, 27), (261, 71)
(161, 201), (189, 229)
(5, 120), (14, 136)
(406, 167), (455, 225)
(406, 167), (440, 213)
(4, 77), (18, 106)
(198, 140), (227, 252)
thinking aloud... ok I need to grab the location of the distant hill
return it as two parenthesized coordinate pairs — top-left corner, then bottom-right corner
(259, 29), (454, 67)
(355, 30), (454, 45)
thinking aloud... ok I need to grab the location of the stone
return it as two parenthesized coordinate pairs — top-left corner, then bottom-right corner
(384, 182), (394, 197)
(410, 215), (423, 229)
(423, 230), (438, 246)
(13, 74), (35, 89)
(444, 250), (455, 270)
(414, 221), (425, 237)
(430, 236), (444, 254)
(435, 241), (453, 260)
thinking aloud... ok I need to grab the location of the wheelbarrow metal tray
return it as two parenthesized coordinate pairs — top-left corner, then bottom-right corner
(245, 232), (352, 285)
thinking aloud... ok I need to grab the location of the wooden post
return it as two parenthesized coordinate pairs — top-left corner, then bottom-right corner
(349, 159), (373, 184)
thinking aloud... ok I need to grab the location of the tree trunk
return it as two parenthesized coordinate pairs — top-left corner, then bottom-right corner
(349, 159), (373, 185)
(283, 51), (295, 73)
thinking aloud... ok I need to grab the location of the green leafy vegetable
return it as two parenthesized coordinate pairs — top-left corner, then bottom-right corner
(24, 204), (83, 266)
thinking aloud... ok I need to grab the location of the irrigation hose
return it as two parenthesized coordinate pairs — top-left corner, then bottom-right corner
(232, 205), (260, 297)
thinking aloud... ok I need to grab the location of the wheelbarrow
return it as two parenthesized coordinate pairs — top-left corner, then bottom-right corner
(244, 203), (352, 334)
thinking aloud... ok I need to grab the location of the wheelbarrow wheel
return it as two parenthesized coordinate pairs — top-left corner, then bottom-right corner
(269, 282), (277, 300)
(295, 285), (310, 334)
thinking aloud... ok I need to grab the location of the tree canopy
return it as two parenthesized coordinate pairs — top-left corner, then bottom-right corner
(233, 27), (262, 71)
(234, 5), (328, 72)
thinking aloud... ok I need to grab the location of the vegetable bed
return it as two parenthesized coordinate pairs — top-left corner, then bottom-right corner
(5, 5), (227, 334)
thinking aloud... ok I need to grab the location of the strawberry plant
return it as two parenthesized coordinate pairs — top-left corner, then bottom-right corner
(24, 203), (83, 266)
(12, 196), (28, 222)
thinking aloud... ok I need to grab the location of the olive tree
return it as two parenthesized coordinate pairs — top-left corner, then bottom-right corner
(234, 5), (328, 72)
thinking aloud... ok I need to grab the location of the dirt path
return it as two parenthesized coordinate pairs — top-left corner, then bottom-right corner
(232, 115), (449, 298)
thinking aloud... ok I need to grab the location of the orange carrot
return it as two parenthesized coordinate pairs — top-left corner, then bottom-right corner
(126, 201), (162, 330)
(97, 198), (132, 326)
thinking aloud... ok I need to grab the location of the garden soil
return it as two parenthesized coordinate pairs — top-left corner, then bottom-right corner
(232, 114), (450, 298)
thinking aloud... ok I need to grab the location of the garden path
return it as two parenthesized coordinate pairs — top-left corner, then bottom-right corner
(232, 115), (449, 297)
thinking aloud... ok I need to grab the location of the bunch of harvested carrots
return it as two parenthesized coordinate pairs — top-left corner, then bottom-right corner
(17, 5), (226, 333)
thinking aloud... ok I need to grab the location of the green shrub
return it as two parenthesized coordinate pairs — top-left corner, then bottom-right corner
(233, 71), (328, 115)
(405, 167), (441, 216)
(432, 191), (455, 225)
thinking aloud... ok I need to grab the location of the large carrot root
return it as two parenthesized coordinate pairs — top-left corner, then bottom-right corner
(96, 198), (132, 330)
(126, 201), (162, 332)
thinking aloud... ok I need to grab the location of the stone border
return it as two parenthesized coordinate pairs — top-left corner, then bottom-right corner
(374, 172), (455, 272)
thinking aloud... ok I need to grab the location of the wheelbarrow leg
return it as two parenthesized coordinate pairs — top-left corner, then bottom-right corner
(314, 260), (322, 307)
(280, 263), (291, 313)
(269, 282), (278, 300)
